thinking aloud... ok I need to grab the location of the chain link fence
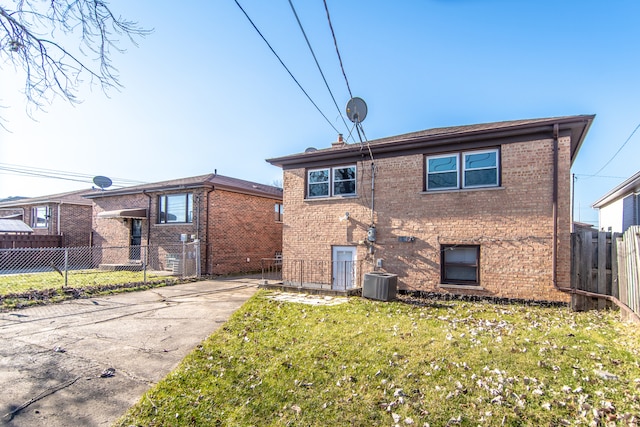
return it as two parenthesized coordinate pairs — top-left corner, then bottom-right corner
(0, 242), (201, 295)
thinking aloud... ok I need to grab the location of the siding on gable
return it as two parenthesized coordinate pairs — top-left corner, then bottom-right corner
(622, 194), (638, 232)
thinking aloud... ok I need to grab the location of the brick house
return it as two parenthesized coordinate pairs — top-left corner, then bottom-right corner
(84, 173), (283, 275)
(592, 170), (640, 233)
(0, 189), (94, 247)
(266, 115), (595, 302)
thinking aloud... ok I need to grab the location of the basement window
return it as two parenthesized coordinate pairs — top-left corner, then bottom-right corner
(441, 245), (480, 285)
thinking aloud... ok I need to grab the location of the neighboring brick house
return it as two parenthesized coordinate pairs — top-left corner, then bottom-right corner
(267, 115), (595, 302)
(0, 189), (94, 247)
(592, 170), (640, 233)
(84, 173), (283, 275)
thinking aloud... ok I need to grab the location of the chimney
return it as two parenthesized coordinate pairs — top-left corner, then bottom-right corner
(331, 133), (345, 148)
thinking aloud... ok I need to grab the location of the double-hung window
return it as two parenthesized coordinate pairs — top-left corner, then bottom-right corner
(426, 149), (499, 191)
(441, 245), (480, 285)
(158, 193), (193, 224)
(31, 206), (49, 228)
(308, 165), (356, 198)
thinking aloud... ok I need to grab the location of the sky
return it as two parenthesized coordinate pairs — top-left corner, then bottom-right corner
(1, 0), (640, 226)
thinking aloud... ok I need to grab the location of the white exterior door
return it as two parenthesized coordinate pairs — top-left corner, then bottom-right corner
(332, 246), (356, 290)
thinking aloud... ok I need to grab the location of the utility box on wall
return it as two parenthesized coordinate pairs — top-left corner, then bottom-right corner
(362, 272), (397, 301)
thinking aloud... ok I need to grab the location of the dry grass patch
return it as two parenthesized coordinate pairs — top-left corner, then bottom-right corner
(116, 291), (640, 426)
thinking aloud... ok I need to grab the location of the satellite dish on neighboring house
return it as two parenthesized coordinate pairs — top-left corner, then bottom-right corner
(305, 147), (318, 153)
(346, 97), (368, 123)
(93, 176), (113, 190)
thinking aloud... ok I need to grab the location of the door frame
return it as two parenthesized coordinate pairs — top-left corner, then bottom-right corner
(332, 245), (357, 290)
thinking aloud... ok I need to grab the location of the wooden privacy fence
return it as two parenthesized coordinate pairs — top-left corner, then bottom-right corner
(571, 227), (640, 322)
(0, 234), (62, 249)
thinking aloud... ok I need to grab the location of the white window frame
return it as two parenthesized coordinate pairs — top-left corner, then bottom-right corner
(462, 149), (499, 189)
(307, 165), (357, 198)
(426, 154), (459, 191)
(31, 206), (49, 228)
(426, 149), (499, 191)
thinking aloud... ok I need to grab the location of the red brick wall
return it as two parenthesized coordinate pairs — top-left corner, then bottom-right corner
(282, 136), (572, 302)
(91, 188), (283, 275)
(59, 204), (92, 247)
(91, 193), (150, 248)
(207, 190), (283, 275)
(9, 203), (91, 247)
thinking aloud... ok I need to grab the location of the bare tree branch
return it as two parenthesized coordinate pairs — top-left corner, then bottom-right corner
(0, 0), (151, 116)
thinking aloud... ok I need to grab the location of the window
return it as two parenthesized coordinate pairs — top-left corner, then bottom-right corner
(31, 206), (49, 228)
(275, 203), (284, 222)
(158, 193), (193, 224)
(427, 154), (458, 190)
(426, 149), (499, 191)
(441, 245), (479, 285)
(308, 165), (356, 198)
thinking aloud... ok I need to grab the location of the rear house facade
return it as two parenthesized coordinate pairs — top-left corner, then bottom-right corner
(267, 115), (594, 302)
(84, 173), (283, 275)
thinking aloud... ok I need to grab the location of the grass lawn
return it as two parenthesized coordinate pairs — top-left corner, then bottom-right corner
(0, 270), (177, 310)
(116, 291), (640, 426)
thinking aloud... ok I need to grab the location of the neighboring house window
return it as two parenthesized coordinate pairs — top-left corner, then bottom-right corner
(307, 165), (356, 198)
(426, 149), (499, 191)
(158, 193), (193, 224)
(275, 203), (284, 222)
(31, 206), (49, 228)
(441, 245), (480, 285)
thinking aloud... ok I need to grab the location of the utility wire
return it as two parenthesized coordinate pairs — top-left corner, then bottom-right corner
(287, 0), (351, 137)
(582, 122), (640, 179)
(323, 0), (353, 100)
(233, 0), (340, 134)
(0, 163), (146, 187)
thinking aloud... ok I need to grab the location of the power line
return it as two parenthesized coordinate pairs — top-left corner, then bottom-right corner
(287, 0), (351, 136)
(0, 163), (146, 188)
(233, 0), (340, 134)
(583, 122), (640, 179)
(323, 0), (353, 100)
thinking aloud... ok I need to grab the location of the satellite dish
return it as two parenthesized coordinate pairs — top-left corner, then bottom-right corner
(93, 176), (113, 190)
(305, 147), (318, 153)
(346, 97), (367, 123)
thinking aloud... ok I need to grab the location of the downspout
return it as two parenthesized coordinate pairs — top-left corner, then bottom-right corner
(552, 124), (559, 289)
(143, 191), (152, 246)
(204, 170), (216, 275)
(552, 124), (571, 293)
(205, 187), (214, 275)
(551, 125), (637, 320)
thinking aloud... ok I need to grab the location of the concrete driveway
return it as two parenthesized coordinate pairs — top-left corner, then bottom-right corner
(0, 278), (259, 427)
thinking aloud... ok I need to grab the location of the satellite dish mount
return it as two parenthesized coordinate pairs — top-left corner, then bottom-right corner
(93, 176), (113, 191)
(346, 97), (368, 124)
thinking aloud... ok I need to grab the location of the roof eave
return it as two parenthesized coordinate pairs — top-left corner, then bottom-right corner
(267, 115), (595, 168)
(592, 170), (640, 208)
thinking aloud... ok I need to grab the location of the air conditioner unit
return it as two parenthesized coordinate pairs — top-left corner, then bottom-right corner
(363, 272), (397, 301)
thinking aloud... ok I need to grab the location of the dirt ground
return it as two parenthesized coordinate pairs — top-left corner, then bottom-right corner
(0, 278), (259, 427)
